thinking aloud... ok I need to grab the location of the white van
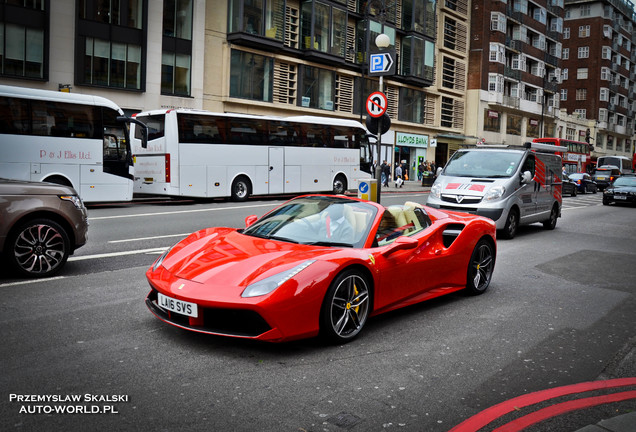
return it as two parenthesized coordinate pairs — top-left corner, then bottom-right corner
(426, 142), (566, 239)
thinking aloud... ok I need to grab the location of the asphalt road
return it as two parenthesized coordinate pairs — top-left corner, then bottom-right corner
(1, 191), (634, 432)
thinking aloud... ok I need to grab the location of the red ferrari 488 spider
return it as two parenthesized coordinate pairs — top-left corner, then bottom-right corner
(145, 195), (496, 343)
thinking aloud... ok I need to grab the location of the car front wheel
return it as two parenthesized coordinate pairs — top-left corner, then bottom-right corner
(8, 218), (70, 277)
(320, 269), (371, 343)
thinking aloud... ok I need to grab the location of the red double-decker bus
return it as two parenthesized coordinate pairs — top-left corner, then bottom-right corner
(533, 138), (593, 174)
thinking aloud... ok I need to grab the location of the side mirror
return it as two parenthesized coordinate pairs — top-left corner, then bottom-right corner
(520, 170), (533, 184)
(245, 215), (258, 227)
(119, 116), (149, 149)
(381, 236), (418, 256)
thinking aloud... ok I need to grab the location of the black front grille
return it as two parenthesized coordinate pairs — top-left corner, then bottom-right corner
(146, 289), (272, 337)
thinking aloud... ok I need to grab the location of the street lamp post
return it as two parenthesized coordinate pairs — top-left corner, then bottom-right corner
(364, 0), (392, 204)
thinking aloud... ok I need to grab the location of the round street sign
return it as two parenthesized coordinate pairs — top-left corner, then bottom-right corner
(366, 91), (388, 118)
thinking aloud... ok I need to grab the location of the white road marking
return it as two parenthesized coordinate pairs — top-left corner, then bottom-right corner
(108, 233), (190, 243)
(89, 203), (276, 221)
(0, 276), (66, 288)
(68, 247), (169, 262)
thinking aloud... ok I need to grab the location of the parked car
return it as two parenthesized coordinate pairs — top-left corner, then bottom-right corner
(593, 166), (621, 191)
(0, 178), (89, 277)
(568, 173), (598, 193)
(145, 195), (497, 343)
(561, 173), (578, 197)
(602, 175), (636, 206)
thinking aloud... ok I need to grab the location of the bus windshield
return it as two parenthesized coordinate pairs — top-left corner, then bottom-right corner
(443, 150), (524, 178)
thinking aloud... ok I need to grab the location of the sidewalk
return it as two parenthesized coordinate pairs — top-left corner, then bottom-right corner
(378, 179), (432, 194)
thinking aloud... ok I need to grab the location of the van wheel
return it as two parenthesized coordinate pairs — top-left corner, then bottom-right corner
(500, 208), (519, 239)
(543, 203), (559, 230)
(231, 176), (251, 202)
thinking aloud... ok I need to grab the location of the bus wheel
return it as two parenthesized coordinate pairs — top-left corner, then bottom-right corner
(332, 175), (347, 195)
(44, 176), (72, 187)
(500, 207), (519, 239)
(231, 176), (251, 202)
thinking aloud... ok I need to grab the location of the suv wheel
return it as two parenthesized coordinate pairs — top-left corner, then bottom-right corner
(8, 218), (70, 277)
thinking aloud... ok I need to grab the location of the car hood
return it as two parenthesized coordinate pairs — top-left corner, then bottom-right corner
(432, 175), (503, 197)
(161, 228), (338, 286)
(607, 185), (636, 193)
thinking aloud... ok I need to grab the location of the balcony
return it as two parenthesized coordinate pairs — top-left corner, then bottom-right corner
(503, 95), (521, 109)
(504, 67), (521, 80)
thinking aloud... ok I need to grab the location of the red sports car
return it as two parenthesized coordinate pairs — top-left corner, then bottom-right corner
(145, 195), (496, 343)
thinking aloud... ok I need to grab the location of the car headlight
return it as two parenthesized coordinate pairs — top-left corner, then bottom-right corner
(242, 260), (316, 298)
(152, 247), (173, 271)
(484, 185), (505, 202)
(430, 183), (442, 199)
(59, 194), (84, 210)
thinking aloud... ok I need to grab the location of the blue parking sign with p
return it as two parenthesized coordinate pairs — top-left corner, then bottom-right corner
(370, 55), (383, 73)
(369, 52), (395, 75)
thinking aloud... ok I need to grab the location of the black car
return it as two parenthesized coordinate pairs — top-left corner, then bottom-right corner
(593, 166), (621, 191)
(569, 173), (598, 193)
(603, 175), (636, 206)
(562, 173), (578, 197)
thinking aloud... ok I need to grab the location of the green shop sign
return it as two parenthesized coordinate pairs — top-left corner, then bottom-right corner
(396, 132), (428, 148)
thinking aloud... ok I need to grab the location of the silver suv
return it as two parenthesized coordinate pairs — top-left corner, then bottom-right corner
(0, 179), (88, 277)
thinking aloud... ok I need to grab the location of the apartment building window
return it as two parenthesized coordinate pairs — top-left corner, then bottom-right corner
(601, 47), (611, 60)
(490, 12), (506, 33)
(398, 87), (425, 123)
(442, 57), (455, 89)
(577, 46), (589, 59)
(562, 69), (568, 80)
(440, 97), (454, 127)
(599, 88), (609, 101)
(230, 50), (273, 102)
(299, 65), (334, 110)
(600, 67), (611, 80)
(506, 114), (521, 136)
(576, 89), (586, 101)
(574, 109), (586, 118)
(577, 68), (588, 79)
(488, 74), (503, 92)
(580, 4), (591, 17)
(513, 0), (528, 14)
(300, 1), (346, 57)
(560, 89), (567, 101)
(489, 43), (505, 63)
(162, 0), (192, 96)
(0, 2), (47, 79)
(562, 48), (569, 60)
(532, 6), (546, 24)
(76, 0), (145, 90)
(598, 108), (608, 122)
(578, 25), (590, 37)
(444, 17), (457, 50)
(563, 27), (570, 39)
(228, 0), (285, 41)
(402, 0), (425, 32)
(484, 110), (500, 132)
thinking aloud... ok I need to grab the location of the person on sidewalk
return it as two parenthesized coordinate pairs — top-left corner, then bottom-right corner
(395, 163), (403, 187)
(381, 160), (391, 187)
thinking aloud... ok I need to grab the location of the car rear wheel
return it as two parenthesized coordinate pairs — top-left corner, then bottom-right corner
(500, 208), (519, 239)
(542, 203), (559, 230)
(465, 239), (495, 295)
(320, 269), (370, 343)
(8, 218), (70, 277)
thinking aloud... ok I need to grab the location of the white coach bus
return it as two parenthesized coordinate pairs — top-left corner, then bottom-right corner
(130, 109), (372, 201)
(0, 85), (146, 202)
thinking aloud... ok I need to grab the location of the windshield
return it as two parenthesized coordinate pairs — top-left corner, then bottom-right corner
(242, 196), (377, 248)
(613, 177), (636, 187)
(443, 150), (524, 178)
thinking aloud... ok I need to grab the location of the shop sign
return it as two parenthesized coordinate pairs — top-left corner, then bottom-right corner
(396, 132), (428, 148)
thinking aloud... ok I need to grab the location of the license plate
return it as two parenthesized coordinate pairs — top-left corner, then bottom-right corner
(597, 176), (606, 180)
(614, 195), (627, 200)
(157, 293), (198, 317)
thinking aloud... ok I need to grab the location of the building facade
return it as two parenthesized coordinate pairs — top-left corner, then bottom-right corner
(1, 0), (633, 173)
(561, 0), (636, 165)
